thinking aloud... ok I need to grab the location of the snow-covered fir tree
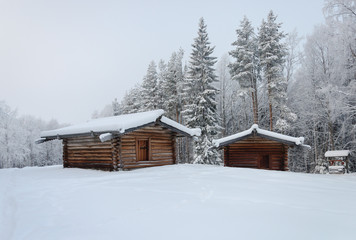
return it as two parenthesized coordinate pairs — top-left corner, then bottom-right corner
(112, 98), (121, 116)
(183, 18), (221, 165)
(156, 60), (168, 110)
(121, 85), (143, 114)
(258, 10), (287, 131)
(162, 49), (184, 121)
(141, 61), (159, 111)
(229, 16), (259, 124)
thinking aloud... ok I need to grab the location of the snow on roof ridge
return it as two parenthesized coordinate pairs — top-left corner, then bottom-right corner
(213, 124), (305, 147)
(41, 109), (165, 138)
(325, 150), (350, 157)
(40, 109), (201, 139)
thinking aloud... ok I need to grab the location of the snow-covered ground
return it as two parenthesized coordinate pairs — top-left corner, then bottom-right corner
(1, 165), (355, 240)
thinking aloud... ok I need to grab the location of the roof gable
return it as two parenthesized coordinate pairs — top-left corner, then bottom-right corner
(213, 124), (305, 148)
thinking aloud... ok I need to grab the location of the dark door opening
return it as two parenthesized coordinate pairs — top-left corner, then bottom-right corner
(137, 140), (149, 161)
(259, 155), (270, 169)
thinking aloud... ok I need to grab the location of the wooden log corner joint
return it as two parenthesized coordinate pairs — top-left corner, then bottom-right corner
(37, 109), (201, 171)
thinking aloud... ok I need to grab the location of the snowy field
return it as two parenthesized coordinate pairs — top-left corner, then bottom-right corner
(1, 165), (356, 240)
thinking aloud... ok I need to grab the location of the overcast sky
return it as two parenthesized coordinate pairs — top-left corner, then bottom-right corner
(0, 0), (325, 124)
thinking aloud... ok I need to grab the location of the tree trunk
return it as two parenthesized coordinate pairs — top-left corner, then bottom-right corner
(251, 89), (258, 124)
(269, 102), (273, 131)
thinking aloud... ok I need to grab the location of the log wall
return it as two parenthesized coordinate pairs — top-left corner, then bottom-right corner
(120, 125), (176, 170)
(65, 136), (115, 171)
(224, 135), (289, 171)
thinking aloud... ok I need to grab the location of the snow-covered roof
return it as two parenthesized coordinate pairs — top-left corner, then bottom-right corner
(213, 124), (305, 148)
(40, 109), (200, 141)
(325, 150), (350, 158)
(160, 116), (201, 137)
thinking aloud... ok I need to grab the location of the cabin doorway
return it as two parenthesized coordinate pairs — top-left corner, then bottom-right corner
(259, 154), (270, 169)
(137, 140), (149, 161)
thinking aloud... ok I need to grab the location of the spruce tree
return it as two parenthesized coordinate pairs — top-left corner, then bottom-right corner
(258, 11), (287, 131)
(229, 16), (259, 124)
(183, 18), (221, 165)
(112, 98), (121, 116)
(156, 60), (167, 110)
(162, 50), (184, 121)
(141, 61), (159, 111)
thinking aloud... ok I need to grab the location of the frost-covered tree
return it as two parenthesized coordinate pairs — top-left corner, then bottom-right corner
(161, 49), (184, 121)
(156, 59), (168, 110)
(0, 101), (62, 169)
(285, 29), (303, 83)
(229, 16), (259, 124)
(183, 18), (221, 165)
(141, 61), (159, 111)
(258, 11), (287, 131)
(216, 54), (246, 136)
(112, 98), (121, 116)
(121, 85), (143, 114)
(288, 1), (356, 172)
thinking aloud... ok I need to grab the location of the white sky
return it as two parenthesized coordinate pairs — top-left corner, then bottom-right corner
(0, 0), (325, 124)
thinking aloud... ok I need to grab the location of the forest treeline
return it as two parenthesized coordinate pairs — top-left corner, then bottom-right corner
(1, 0), (355, 172)
(95, 0), (356, 172)
(0, 101), (63, 168)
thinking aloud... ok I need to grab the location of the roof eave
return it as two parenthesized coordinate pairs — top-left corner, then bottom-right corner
(215, 133), (254, 148)
(157, 119), (192, 137)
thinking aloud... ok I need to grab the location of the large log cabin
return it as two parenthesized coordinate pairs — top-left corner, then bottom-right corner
(213, 124), (305, 171)
(37, 110), (201, 171)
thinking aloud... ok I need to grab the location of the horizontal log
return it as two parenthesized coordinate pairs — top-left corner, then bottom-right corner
(121, 153), (136, 157)
(121, 149), (136, 154)
(122, 162), (173, 169)
(67, 150), (113, 155)
(68, 157), (113, 161)
(67, 146), (113, 151)
(67, 153), (113, 158)
(151, 149), (173, 154)
(152, 157), (173, 161)
(151, 145), (173, 149)
(120, 145), (135, 150)
(152, 152), (173, 157)
(67, 164), (114, 171)
(67, 160), (113, 164)
(227, 163), (257, 167)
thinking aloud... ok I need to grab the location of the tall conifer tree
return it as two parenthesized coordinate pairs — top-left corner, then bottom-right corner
(183, 18), (221, 165)
(141, 61), (158, 111)
(229, 16), (259, 124)
(258, 11), (287, 131)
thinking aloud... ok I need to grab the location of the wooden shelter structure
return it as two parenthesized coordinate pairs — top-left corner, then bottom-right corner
(325, 150), (351, 174)
(213, 124), (305, 171)
(37, 110), (201, 171)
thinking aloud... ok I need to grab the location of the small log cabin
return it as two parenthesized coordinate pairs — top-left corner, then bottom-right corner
(37, 110), (201, 171)
(325, 150), (351, 174)
(213, 124), (305, 171)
